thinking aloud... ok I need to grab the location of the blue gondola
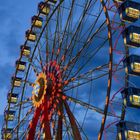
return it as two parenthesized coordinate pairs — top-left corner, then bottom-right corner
(32, 16), (43, 28)
(123, 25), (140, 48)
(118, 1), (140, 22)
(7, 93), (18, 104)
(38, 2), (50, 15)
(116, 121), (140, 140)
(121, 87), (140, 108)
(123, 55), (140, 76)
(20, 45), (31, 57)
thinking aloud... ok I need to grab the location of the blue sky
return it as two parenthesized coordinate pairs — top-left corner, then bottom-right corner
(0, 0), (41, 137)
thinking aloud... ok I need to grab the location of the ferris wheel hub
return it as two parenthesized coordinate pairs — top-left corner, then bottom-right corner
(32, 61), (64, 108)
(32, 73), (47, 107)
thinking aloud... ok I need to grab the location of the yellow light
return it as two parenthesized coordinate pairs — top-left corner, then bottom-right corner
(34, 20), (42, 28)
(43, 133), (46, 139)
(23, 49), (30, 56)
(128, 130), (140, 139)
(123, 99), (127, 106)
(125, 67), (128, 74)
(4, 133), (12, 139)
(41, 7), (50, 15)
(128, 130), (134, 139)
(132, 95), (140, 106)
(129, 95), (133, 102)
(6, 114), (14, 121)
(118, 132), (122, 140)
(125, 131), (128, 138)
(130, 33), (140, 44)
(114, 0), (124, 2)
(133, 95), (139, 103)
(124, 37), (127, 45)
(131, 62), (140, 73)
(27, 34), (36, 41)
(125, 7), (140, 19)
(120, 13), (123, 20)
(11, 97), (17, 103)
(14, 80), (21, 87)
(18, 64), (26, 71)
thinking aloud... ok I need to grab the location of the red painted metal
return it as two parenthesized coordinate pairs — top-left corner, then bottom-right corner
(64, 101), (82, 140)
(56, 103), (63, 140)
(27, 61), (64, 139)
(41, 97), (52, 139)
(26, 107), (41, 140)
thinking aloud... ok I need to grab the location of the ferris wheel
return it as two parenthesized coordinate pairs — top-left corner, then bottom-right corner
(1, 0), (140, 139)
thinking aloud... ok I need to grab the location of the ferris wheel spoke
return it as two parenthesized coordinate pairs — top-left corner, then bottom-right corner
(64, 5), (104, 70)
(65, 95), (120, 118)
(62, 20), (106, 80)
(37, 43), (45, 70)
(63, 30), (117, 81)
(60, 1), (104, 67)
(66, 64), (109, 83)
(63, 100), (88, 139)
(55, 0), (75, 62)
(32, 42), (46, 70)
(64, 72), (108, 92)
(59, 0), (94, 65)
(50, 5), (61, 62)
(10, 98), (32, 109)
(46, 20), (49, 64)
(32, 0), (65, 65)
(26, 107), (41, 140)
(22, 79), (34, 87)
(56, 103), (63, 140)
(36, 121), (42, 140)
(75, 2), (101, 18)
(62, 114), (74, 139)
(31, 45), (45, 67)
(62, 25), (107, 80)
(73, 114), (89, 140)
(33, 114), (44, 140)
(64, 65), (123, 92)
(40, 99), (52, 140)
(45, 19), (56, 64)
(75, 14), (106, 44)
(64, 101), (82, 140)
(63, 105), (88, 139)
(66, 63), (123, 84)
(28, 61), (40, 76)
